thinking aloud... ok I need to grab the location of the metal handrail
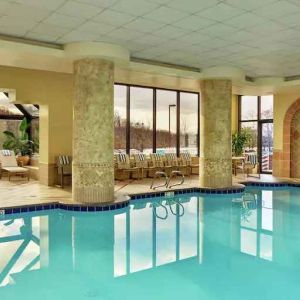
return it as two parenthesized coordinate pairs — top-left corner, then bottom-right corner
(150, 171), (169, 190)
(167, 170), (185, 189)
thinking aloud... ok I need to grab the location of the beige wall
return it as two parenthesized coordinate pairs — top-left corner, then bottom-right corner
(0, 65), (73, 185)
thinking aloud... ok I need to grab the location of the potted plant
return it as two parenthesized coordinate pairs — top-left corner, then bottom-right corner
(2, 117), (35, 166)
(232, 132), (248, 156)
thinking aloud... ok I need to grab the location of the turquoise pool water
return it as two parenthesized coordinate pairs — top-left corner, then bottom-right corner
(1, 187), (300, 300)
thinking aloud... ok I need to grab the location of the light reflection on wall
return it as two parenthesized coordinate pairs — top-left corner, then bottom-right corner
(240, 191), (273, 261)
(114, 196), (203, 277)
(0, 216), (48, 287)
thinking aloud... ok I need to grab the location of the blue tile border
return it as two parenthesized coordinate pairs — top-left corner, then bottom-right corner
(2, 182), (300, 216)
(240, 181), (299, 188)
(129, 186), (245, 200)
(0, 201), (129, 216)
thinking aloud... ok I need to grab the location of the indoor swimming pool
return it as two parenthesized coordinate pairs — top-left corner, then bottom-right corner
(0, 186), (299, 300)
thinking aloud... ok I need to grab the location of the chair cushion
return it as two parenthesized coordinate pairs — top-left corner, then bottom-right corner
(1, 155), (18, 167)
(58, 155), (71, 165)
(2, 166), (28, 173)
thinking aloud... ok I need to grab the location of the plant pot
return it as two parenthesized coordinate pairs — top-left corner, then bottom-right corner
(17, 155), (30, 166)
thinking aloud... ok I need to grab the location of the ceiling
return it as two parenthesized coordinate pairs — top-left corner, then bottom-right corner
(1, 0), (300, 77)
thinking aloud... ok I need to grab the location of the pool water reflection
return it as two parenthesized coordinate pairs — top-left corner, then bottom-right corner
(1, 187), (300, 300)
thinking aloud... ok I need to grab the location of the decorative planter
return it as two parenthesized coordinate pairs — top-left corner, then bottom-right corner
(17, 155), (30, 166)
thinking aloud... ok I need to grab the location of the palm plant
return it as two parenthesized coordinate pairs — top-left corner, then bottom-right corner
(232, 132), (248, 156)
(3, 118), (35, 156)
(32, 128), (39, 154)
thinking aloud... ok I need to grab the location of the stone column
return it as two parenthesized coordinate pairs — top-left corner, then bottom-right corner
(200, 79), (232, 188)
(73, 58), (114, 203)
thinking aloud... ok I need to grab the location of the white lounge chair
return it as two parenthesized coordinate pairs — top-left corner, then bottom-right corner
(0, 150), (29, 181)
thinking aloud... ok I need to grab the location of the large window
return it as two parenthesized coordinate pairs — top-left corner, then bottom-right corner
(156, 89), (177, 154)
(114, 85), (127, 154)
(180, 92), (199, 156)
(114, 84), (200, 156)
(130, 87), (153, 155)
(238, 95), (273, 173)
(241, 96), (258, 121)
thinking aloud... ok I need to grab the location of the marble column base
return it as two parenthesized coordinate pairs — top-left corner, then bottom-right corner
(72, 163), (114, 203)
(199, 157), (232, 188)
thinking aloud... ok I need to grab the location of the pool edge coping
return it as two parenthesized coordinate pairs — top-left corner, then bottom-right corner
(1, 181), (300, 216)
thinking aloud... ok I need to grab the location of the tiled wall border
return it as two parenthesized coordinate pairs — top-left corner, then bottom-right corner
(0, 187), (245, 216)
(2, 182), (300, 216)
(1, 201), (129, 216)
(129, 186), (245, 200)
(241, 181), (300, 188)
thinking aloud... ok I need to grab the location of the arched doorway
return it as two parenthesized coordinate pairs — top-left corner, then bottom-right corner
(281, 98), (300, 177)
(291, 110), (300, 178)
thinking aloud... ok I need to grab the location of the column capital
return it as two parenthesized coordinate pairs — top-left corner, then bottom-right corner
(202, 66), (245, 81)
(64, 42), (130, 66)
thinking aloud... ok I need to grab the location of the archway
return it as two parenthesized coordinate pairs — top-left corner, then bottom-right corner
(291, 110), (300, 177)
(282, 98), (300, 177)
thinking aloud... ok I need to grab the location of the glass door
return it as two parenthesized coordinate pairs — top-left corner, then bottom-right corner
(259, 122), (273, 173)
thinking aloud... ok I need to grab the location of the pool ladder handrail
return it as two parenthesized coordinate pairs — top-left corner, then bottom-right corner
(150, 170), (185, 190)
(150, 171), (169, 190)
(168, 171), (185, 189)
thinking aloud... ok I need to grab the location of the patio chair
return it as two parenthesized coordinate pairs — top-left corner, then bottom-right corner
(0, 150), (29, 181)
(132, 153), (153, 179)
(149, 153), (171, 177)
(56, 155), (72, 188)
(180, 152), (199, 175)
(165, 153), (188, 174)
(244, 153), (260, 178)
(115, 153), (140, 180)
(232, 155), (260, 179)
(232, 156), (245, 176)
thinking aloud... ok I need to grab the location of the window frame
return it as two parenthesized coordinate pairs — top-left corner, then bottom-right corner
(115, 83), (200, 157)
(238, 95), (273, 174)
